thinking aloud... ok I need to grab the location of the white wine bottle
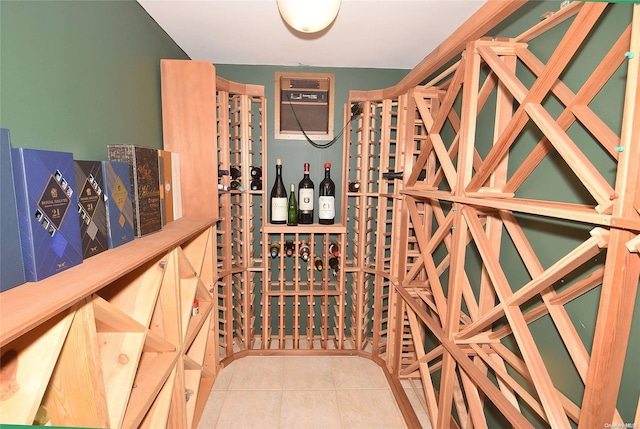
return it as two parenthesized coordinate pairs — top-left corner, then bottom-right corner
(287, 183), (298, 226)
(270, 158), (287, 224)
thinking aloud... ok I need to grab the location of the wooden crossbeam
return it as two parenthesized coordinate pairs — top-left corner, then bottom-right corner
(464, 206), (572, 427)
(456, 227), (605, 340)
(579, 5), (640, 427)
(466, 3), (608, 193)
(396, 283), (536, 429)
(525, 103), (615, 212)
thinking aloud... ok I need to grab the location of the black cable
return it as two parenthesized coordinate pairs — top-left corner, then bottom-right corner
(286, 96), (361, 149)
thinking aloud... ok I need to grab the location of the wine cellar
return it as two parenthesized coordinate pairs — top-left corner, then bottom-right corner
(1, 1), (639, 428)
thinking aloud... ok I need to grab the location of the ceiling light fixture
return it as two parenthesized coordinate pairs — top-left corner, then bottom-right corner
(277, 0), (342, 33)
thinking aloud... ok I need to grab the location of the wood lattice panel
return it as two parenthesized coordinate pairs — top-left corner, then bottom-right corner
(388, 3), (640, 428)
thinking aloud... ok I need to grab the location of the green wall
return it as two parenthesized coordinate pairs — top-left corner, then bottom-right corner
(0, 0), (189, 161)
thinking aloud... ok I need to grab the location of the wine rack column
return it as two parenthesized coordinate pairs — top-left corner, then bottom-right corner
(216, 83), (265, 356)
(344, 99), (379, 351)
(261, 225), (346, 350)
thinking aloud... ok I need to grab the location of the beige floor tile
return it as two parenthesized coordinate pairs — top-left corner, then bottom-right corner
(211, 360), (237, 391)
(336, 389), (407, 429)
(279, 390), (342, 429)
(283, 356), (336, 390)
(228, 356), (284, 390)
(331, 356), (389, 389)
(214, 390), (282, 429)
(197, 390), (226, 428)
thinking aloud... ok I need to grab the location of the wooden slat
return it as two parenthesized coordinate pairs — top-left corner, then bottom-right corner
(43, 301), (110, 428)
(579, 4), (640, 427)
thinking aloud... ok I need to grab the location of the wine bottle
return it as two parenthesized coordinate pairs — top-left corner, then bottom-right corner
(299, 240), (310, 262)
(230, 166), (241, 179)
(328, 241), (340, 257)
(382, 171), (403, 180)
(269, 240), (281, 258)
(250, 178), (262, 190)
(251, 166), (262, 178)
(298, 163), (314, 224)
(328, 256), (339, 276)
(284, 240), (295, 257)
(230, 180), (244, 192)
(287, 183), (298, 226)
(270, 158), (287, 224)
(314, 256), (324, 271)
(348, 181), (360, 192)
(318, 162), (336, 225)
(218, 168), (230, 177)
(218, 183), (229, 191)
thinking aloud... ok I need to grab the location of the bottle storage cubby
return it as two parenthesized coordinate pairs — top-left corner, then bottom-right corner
(0, 219), (216, 428)
(261, 226), (346, 350)
(215, 78), (266, 357)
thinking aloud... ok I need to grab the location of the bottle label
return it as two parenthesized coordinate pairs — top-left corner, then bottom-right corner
(271, 197), (287, 221)
(299, 189), (314, 211)
(318, 196), (335, 220)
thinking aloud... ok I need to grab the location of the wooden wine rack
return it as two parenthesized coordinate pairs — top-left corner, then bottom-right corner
(4, 3), (638, 427)
(261, 225), (346, 350)
(215, 78), (266, 357)
(345, 3), (640, 428)
(0, 219), (216, 428)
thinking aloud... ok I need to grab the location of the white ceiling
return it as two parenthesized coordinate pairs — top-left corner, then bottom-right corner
(137, 0), (488, 70)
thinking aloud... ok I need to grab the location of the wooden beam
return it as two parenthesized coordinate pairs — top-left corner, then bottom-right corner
(579, 5), (640, 427)
(382, 0), (528, 98)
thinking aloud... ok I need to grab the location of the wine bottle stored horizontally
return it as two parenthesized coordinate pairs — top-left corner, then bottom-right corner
(382, 170), (403, 180)
(298, 162), (314, 224)
(318, 162), (336, 225)
(329, 256), (339, 276)
(328, 241), (340, 257)
(251, 166), (262, 178)
(230, 180), (244, 192)
(314, 256), (324, 271)
(284, 240), (295, 257)
(269, 240), (281, 258)
(250, 178), (262, 190)
(287, 183), (298, 226)
(348, 181), (360, 192)
(270, 158), (287, 224)
(299, 240), (310, 262)
(230, 166), (241, 179)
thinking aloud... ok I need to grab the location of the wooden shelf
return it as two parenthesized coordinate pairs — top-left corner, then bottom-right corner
(0, 217), (215, 348)
(262, 224), (346, 234)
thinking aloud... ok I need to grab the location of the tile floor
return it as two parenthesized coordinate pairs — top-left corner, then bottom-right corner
(197, 355), (421, 429)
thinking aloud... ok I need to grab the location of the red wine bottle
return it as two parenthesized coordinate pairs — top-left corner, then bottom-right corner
(328, 256), (339, 276)
(318, 163), (335, 225)
(284, 240), (295, 257)
(298, 163), (314, 224)
(270, 159), (287, 224)
(328, 241), (340, 257)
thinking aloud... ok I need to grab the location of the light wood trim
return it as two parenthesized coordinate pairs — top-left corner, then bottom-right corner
(0, 217), (214, 347)
(579, 4), (640, 427)
(160, 60), (218, 218)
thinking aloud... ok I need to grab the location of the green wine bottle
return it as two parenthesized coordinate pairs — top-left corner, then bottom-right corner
(287, 183), (298, 226)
